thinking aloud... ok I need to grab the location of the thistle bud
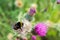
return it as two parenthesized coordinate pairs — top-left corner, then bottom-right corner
(25, 14), (33, 21)
(57, 0), (60, 4)
(28, 4), (37, 16)
(31, 35), (36, 40)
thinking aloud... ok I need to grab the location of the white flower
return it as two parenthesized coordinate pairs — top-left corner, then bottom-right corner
(15, 0), (23, 8)
(7, 33), (13, 40)
(22, 19), (32, 32)
(15, 19), (32, 38)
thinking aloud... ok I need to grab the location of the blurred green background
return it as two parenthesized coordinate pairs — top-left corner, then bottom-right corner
(0, 0), (60, 40)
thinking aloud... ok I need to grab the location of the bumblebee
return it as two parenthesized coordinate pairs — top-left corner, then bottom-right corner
(13, 22), (23, 30)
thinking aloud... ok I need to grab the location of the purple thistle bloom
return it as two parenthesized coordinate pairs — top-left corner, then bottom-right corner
(34, 23), (48, 37)
(29, 8), (36, 16)
(57, 0), (60, 4)
(31, 35), (36, 40)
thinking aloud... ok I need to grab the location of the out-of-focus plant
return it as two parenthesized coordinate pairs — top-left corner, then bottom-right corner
(0, 0), (60, 40)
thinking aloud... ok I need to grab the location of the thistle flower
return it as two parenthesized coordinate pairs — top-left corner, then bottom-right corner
(15, 0), (23, 8)
(31, 35), (36, 40)
(57, 0), (60, 4)
(34, 23), (48, 37)
(24, 4), (37, 21)
(29, 8), (36, 16)
(28, 4), (37, 16)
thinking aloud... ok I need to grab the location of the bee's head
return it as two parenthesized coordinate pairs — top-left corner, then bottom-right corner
(13, 22), (24, 30)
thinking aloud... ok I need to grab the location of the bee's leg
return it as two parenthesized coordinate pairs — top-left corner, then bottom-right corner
(21, 28), (23, 31)
(21, 27), (24, 31)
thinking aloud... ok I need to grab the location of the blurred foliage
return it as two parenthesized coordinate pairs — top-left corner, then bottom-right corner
(0, 0), (60, 40)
